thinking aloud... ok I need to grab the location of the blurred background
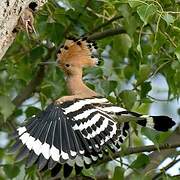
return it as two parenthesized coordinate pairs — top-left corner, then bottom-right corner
(0, 0), (179, 179)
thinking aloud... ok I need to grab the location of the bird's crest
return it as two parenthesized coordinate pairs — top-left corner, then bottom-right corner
(57, 37), (99, 67)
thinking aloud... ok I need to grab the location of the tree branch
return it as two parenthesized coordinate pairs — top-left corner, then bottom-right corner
(88, 27), (126, 40)
(96, 143), (180, 166)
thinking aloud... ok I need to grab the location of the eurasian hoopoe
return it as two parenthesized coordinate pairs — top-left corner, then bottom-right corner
(10, 37), (175, 178)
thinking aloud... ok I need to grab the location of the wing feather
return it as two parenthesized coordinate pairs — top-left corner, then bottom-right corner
(12, 97), (126, 178)
(60, 115), (70, 163)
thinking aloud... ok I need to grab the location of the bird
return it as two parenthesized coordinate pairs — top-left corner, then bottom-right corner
(9, 37), (176, 178)
(13, 7), (37, 36)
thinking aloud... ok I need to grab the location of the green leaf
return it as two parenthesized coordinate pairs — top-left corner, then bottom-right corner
(16, 58), (32, 82)
(25, 106), (41, 118)
(137, 4), (156, 25)
(177, 108), (180, 116)
(45, 23), (64, 45)
(118, 34), (132, 56)
(135, 103), (150, 114)
(14, 165), (26, 180)
(175, 46), (180, 62)
(136, 65), (152, 85)
(30, 46), (45, 60)
(131, 154), (149, 169)
(142, 128), (173, 145)
(101, 80), (117, 95)
(141, 127), (159, 145)
(174, 71), (180, 92)
(163, 13), (175, 25)
(123, 65), (134, 80)
(3, 164), (20, 179)
(157, 131), (172, 144)
(119, 90), (137, 110)
(13, 109), (23, 117)
(140, 82), (152, 99)
(0, 96), (15, 121)
(25, 165), (37, 180)
(0, 148), (4, 160)
(58, 0), (75, 11)
(128, 1), (141, 8)
(113, 166), (124, 180)
(111, 34), (132, 58)
(82, 167), (95, 178)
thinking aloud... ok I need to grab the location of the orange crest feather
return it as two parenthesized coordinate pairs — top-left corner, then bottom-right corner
(57, 38), (99, 67)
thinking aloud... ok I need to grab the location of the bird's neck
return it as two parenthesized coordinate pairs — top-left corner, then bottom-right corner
(66, 74), (97, 97)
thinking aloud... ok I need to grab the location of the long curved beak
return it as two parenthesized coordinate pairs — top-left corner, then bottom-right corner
(38, 61), (58, 65)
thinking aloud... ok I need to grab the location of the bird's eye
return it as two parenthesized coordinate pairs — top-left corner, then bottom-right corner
(65, 64), (70, 67)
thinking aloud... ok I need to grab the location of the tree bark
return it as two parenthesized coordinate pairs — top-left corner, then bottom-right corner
(0, 0), (47, 61)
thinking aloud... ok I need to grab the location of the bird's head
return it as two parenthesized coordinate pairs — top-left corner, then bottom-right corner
(56, 37), (99, 76)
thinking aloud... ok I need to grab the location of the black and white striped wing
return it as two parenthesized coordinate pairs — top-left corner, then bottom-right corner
(61, 97), (129, 153)
(12, 104), (84, 167)
(10, 97), (127, 176)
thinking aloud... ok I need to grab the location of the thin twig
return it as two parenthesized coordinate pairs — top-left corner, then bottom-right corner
(89, 15), (123, 34)
(147, 95), (175, 102)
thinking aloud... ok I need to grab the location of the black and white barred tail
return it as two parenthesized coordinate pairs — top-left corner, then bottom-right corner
(136, 115), (175, 131)
(9, 96), (175, 178)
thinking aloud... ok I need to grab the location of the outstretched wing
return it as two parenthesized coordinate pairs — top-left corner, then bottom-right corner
(12, 104), (83, 164)
(10, 96), (129, 177)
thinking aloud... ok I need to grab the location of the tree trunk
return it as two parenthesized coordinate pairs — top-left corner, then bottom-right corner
(0, 0), (47, 61)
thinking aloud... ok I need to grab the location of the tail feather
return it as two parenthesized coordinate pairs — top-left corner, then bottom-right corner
(137, 115), (175, 131)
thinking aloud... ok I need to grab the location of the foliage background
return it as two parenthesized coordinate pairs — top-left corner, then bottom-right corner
(0, 0), (180, 179)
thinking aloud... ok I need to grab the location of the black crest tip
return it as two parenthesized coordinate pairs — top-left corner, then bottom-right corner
(82, 37), (88, 41)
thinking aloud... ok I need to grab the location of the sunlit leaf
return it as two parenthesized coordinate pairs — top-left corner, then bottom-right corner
(141, 127), (159, 145)
(163, 13), (175, 25)
(101, 80), (117, 95)
(137, 4), (156, 25)
(128, 1), (141, 8)
(136, 65), (152, 85)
